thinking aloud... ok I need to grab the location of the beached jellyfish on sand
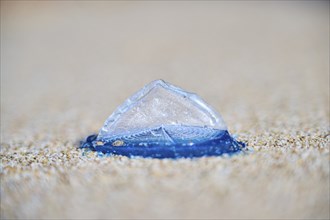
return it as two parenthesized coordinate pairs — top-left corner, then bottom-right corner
(81, 80), (245, 158)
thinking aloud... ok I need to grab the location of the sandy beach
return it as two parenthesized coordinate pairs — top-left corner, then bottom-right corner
(1, 1), (329, 219)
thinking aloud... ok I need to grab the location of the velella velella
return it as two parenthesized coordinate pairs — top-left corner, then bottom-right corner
(81, 79), (245, 158)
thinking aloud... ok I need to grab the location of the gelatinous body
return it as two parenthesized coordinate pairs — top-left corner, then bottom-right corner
(81, 80), (245, 158)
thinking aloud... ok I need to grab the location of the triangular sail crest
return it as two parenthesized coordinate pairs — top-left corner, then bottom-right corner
(98, 80), (227, 139)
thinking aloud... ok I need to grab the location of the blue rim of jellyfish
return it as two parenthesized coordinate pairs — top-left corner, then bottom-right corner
(80, 130), (245, 159)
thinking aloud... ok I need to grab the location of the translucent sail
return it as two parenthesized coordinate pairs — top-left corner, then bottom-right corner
(98, 80), (227, 140)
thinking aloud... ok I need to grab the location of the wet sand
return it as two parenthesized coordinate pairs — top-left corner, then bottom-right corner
(1, 2), (329, 219)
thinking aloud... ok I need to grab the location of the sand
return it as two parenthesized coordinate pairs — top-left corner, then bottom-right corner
(1, 1), (329, 219)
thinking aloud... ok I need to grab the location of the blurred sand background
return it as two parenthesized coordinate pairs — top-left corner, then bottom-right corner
(1, 1), (329, 219)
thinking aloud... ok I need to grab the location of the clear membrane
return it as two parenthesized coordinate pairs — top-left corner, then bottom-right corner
(98, 80), (227, 139)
